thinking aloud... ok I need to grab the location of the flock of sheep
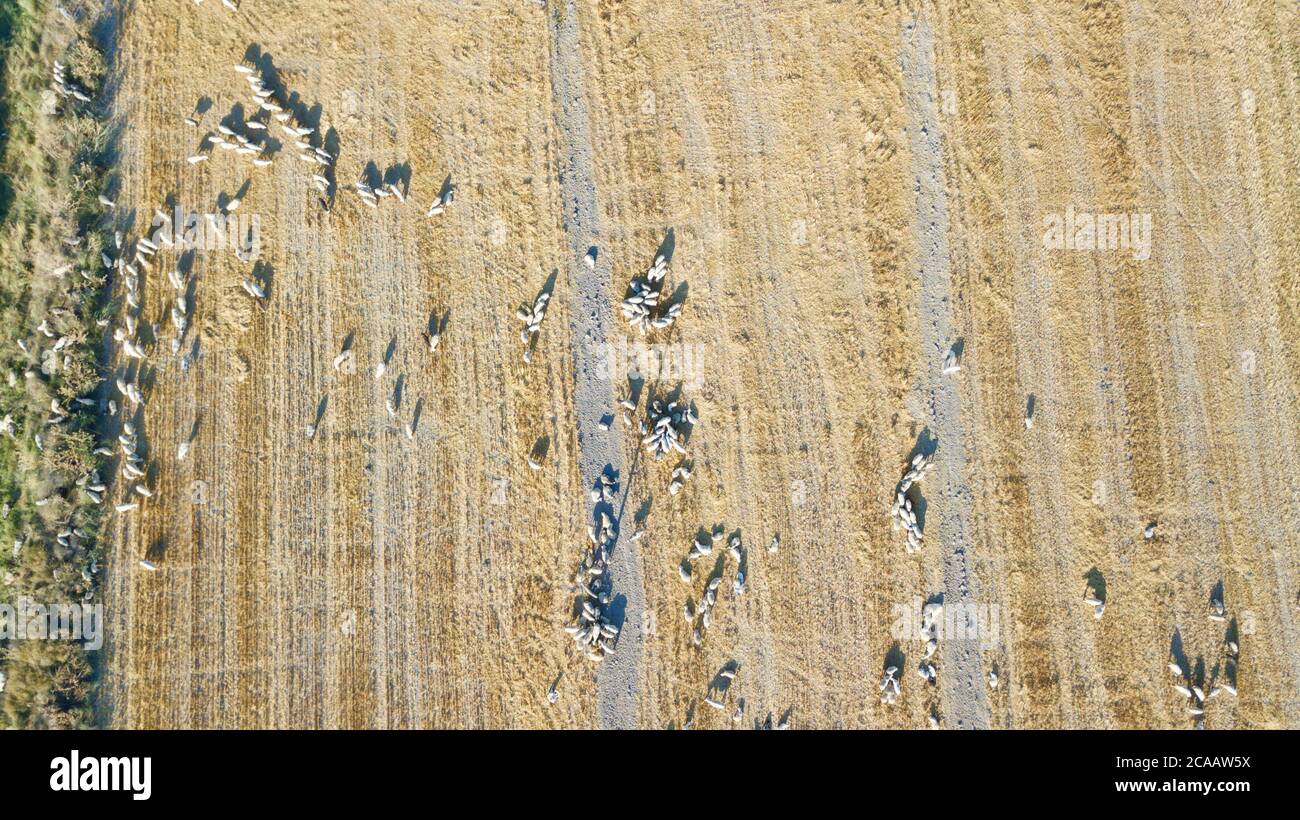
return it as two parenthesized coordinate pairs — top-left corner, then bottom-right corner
(678, 526), (747, 650)
(555, 244), (791, 727)
(620, 252), (682, 334)
(30, 3), (1267, 731)
(641, 397), (695, 460)
(890, 451), (935, 555)
(0, 38), (126, 602)
(89, 16), (478, 568)
(189, 62), (332, 182)
(40, 55), (177, 575)
(89, 52), (345, 572)
(563, 471), (623, 662)
(1166, 592), (1242, 729)
(50, 57), (92, 103)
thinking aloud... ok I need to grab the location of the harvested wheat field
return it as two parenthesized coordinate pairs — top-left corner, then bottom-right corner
(93, 0), (1299, 729)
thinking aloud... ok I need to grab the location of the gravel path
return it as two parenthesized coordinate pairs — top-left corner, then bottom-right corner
(548, 0), (643, 730)
(900, 15), (990, 730)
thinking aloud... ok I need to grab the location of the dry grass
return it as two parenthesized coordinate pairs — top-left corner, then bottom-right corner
(93, 0), (1300, 728)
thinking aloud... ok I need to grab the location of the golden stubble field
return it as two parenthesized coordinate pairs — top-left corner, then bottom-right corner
(97, 0), (1300, 728)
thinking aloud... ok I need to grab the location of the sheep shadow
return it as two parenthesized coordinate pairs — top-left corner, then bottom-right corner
(219, 101), (250, 133)
(392, 374), (405, 412)
(428, 307), (450, 337)
(1084, 567), (1107, 603)
(949, 337), (965, 363)
(384, 162), (411, 193)
(250, 261), (273, 298)
(884, 642), (906, 674)
(604, 593), (628, 637)
(144, 537), (168, 563)
(633, 497), (652, 527)
(655, 228), (675, 266)
(362, 161), (383, 190)
(436, 174), (455, 206)
(410, 397), (423, 435)
(663, 280), (689, 312)
(908, 427), (939, 463)
(704, 553), (727, 589)
(533, 268), (559, 306)
(1170, 628), (1190, 679)
(626, 374), (645, 406)
(530, 435), (549, 463)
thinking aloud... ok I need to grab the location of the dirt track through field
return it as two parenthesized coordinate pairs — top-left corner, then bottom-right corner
(900, 14), (990, 730)
(548, 0), (642, 730)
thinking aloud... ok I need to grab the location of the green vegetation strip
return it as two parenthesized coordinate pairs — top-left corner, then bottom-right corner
(0, 0), (114, 729)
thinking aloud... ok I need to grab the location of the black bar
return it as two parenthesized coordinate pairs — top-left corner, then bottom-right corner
(4, 729), (1288, 807)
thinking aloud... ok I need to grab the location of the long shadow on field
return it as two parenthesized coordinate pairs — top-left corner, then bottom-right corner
(534, 268), (559, 306)
(385, 162), (411, 194)
(392, 374), (405, 414)
(605, 593), (627, 634)
(410, 397), (423, 435)
(655, 228), (675, 266)
(436, 174), (455, 206)
(250, 260), (273, 300)
(1210, 580), (1225, 611)
(145, 537), (167, 563)
(884, 643), (907, 684)
(633, 496), (651, 527)
(1084, 567), (1107, 603)
(428, 308), (449, 336)
(531, 434), (549, 464)
(1170, 629), (1191, 681)
(909, 427), (939, 461)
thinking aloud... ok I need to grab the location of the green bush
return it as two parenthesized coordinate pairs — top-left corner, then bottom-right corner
(62, 36), (103, 94)
(43, 426), (94, 477)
